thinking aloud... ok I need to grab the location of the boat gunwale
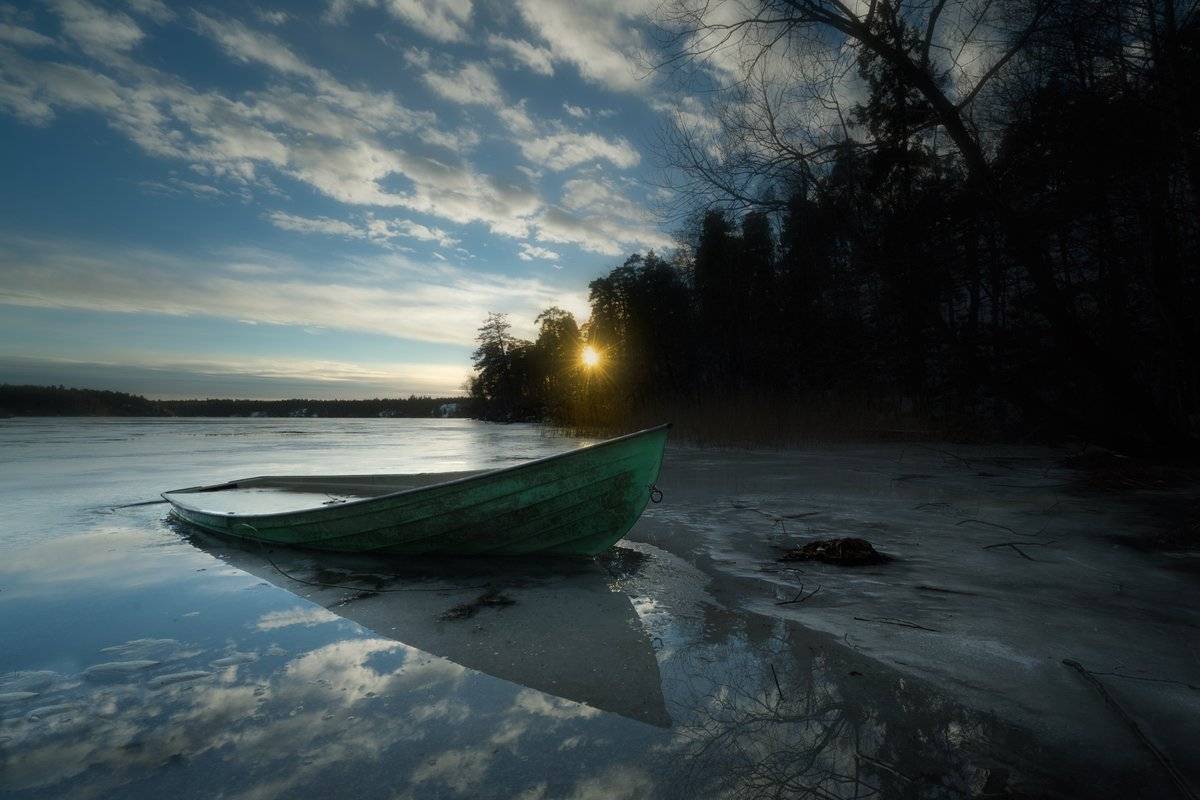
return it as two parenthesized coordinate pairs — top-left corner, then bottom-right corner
(161, 422), (671, 522)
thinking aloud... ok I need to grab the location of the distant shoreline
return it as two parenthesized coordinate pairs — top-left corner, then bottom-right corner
(0, 384), (472, 419)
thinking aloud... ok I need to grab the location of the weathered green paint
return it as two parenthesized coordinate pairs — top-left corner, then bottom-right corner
(163, 424), (670, 556)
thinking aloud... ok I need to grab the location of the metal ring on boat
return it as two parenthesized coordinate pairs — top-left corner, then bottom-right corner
(649, 483), (663, 503)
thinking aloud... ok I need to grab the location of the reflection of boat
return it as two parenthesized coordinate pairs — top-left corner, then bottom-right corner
(186, 531), (672, 727)
(163, 425), (670, 556)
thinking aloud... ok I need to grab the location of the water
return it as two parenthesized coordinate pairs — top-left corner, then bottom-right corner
(2, 419), (1197, 799)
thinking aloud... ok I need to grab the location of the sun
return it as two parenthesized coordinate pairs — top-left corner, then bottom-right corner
(581, 345), (601, 368)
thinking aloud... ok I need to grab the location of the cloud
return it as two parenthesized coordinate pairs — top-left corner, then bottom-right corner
(193, 12), (314, 78)
(256, 606), (339, 630)
(562, 103), (616, 122)
(559, 176), (646, 220)
(0, 235), (589, 347)
(422, 61), (501, 106)
(123, 0), (174, 24)
(510, 688), (600, 720)
(411, 748), (492, 795)
(0, 18), (540, 237)
(487, 34), (554, 77)
(378, 218), (458, 248)
(48, 0), (144, 57)
(0, 355), (472, 398)
(496, 100), (535, 136)
(519, 131), (640, 171)
(139, 175), (235, 200)
(532, 177), (673, 256)
(0, 24), (55, 48)
(384, 0), (473, 42)
(0, 6), (675, 274)
(0, 51), (126, 125)
(266, 211), (361, 238)
(266, 210), (464, 249)
(518, 243), (559, 261)
(324, 0), (472, 42)
(255, 9), (290, 26)
(514, 0), (654, 93)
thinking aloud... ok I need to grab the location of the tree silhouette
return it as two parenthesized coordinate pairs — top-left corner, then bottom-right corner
(463, 0), (1198, 448)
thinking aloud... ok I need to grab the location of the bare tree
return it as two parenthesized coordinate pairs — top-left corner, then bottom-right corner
(650, 0), (1191, 445)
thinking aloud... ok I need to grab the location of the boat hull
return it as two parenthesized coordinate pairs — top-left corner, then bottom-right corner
(164, 424), (669, 556)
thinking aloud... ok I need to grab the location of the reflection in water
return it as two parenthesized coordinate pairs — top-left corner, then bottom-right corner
(663, 620), (1074, 800)
(0, 635), (446, 798)
(182, 527), (671, 728)
(3, 420), (1166, 799)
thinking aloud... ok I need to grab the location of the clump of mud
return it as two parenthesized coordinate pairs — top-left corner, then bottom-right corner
(440, 589), (516, 620)
(779, 537), (890, 566)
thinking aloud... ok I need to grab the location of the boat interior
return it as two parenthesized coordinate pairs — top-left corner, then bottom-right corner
(164, 471), (486, 515)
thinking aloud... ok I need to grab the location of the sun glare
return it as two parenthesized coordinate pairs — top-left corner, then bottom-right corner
(581, 346), (601, 368)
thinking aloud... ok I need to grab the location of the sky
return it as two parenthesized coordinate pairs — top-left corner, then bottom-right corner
(0, 0), (689, 399)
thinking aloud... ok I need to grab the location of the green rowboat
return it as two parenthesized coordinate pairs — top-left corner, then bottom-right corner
(162, 423), (670, 556)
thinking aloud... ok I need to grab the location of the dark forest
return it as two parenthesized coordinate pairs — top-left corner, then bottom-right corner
(470, 0), (1199, 451)
(0, 385), (467, 418)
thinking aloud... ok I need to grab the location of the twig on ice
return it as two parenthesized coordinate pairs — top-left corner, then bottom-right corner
(981, 539), (1059, 560)
(981, 542), (1033, 559)
(957, 518), (1020, 536)
(1063, 659), (1198, 800)
(854, 616), (939, 632)
(776, 584), (822, 605)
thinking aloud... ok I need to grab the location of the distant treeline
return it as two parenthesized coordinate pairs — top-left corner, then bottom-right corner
(0, 385), (471, 418)
(469, 0), (1199, 450)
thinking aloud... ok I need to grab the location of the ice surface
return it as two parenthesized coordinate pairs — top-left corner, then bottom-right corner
(1, 418), (1197, 799)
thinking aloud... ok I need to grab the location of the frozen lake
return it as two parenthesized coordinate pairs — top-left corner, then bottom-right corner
(1, 418), (1197, 799)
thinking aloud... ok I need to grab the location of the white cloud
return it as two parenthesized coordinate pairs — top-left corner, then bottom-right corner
(268, 211), (459, 249)
(0, 53), (126, 125)
(511, 688), (601, 720)
(139, 175), (233, 200)
(193, 12), (314, 78)
(385, 0), (473, 42)
(422, 61), (501, 107)
(48, 0), (144, 57)
(325, 0), (472, 42)
(0, 235), (588, 346)
(266, 211), (361, 238)
(518, 243), (560, 261)
(497, 99), (535, 135)
(323, 0), (371, 24)
(532, 177), (672, 256)
(560, 176), (645, 219)
(0, 354), (472, 398)
(124, 0), (174, 24)
(411, 748), (492, 795)
(487, 34), (554, 76)
(256, 606), (339, 630)
(520, 131), (640, 171)
(0, 24), (55, 48)
(380, 218), (458, 248)
(255, 9), (290, 26)
(0, 19), (544, 237)
(514, 0), (654, 93)
(562, 102), (589, 119)
(0, 7), (673, 270)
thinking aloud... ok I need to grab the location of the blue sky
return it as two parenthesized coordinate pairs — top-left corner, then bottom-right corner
(0, 0), (690, 398)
